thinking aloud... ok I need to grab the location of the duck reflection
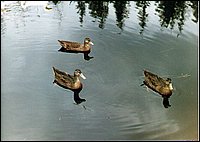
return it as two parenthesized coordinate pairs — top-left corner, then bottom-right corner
(52, 67), (86, 104)
(141, 70), (173, 108)
(57, 37), (94, 61)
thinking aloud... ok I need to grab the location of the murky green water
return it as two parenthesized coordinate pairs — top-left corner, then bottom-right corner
(1, 1), (198, 140)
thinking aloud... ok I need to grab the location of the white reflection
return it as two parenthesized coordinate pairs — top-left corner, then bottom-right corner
(1, 1), (52, 15)
(109, 102), (180, 139)
(19, 1), (48, 9)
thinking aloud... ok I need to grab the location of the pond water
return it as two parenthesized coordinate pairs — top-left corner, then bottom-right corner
(1, 1), (199, 140)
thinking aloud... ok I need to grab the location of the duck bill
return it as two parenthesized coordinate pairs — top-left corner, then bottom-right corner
(89, 42), (94, 45)
(80, 73), (86, 79)
(169, 83), (173, 90)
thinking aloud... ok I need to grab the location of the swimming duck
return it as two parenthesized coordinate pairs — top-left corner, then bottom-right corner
(52, 67), (86, 104)
(58, 37), (94, 60)
(141, 70), (173, 108)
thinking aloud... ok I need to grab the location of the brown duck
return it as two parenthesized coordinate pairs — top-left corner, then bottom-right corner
(58, 37), (94, 60)
(141, 70), (174, 108)
(52, 67), (86, 104)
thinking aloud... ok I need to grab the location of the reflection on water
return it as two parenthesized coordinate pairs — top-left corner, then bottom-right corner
(189, 1), (198, 23)
(73, 1), (197, 34)
(1, 1), (198, 34)
(52, 1), (61, 5)
(113, 1), (130, 30)
(110, 104), (180, 139)
(76, 1), (86, 26)
(135, 1), (150, 35)
(155, 1), (186, 36)
(88, 1), (109, 29)
(1, 1), (198, 141)
(1, 16), (6, 36)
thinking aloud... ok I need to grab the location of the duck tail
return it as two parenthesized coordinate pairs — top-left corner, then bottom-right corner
(58, 40), (63, 44)
(52, 66), (56, 73)
(58, 40), (65, 47)
(143, 69), (148, 75)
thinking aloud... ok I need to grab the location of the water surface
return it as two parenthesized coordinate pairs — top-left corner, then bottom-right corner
(1, 1), (198, 140)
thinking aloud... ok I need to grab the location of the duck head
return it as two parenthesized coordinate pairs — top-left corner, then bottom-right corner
(166, 78), (173, 91)
(74, 69), (86, 79)
(84, 37), (94, 46)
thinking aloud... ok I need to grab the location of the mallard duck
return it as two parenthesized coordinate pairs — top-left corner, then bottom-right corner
(52, 67), (86, 104)
(141, 70), (173, 108)
(58, 37), (94, 60)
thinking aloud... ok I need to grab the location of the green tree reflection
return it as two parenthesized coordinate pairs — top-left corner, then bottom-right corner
(52, 1), (198, 34)
(135, 1), (150, 35)
(113, 1), (130, 30)
(76, 1), (86, 26)
(189, 1), (198, 23)
(87, 1), (109, 29)
(155, 1), (187, 35)
(52, 1), (61, 5)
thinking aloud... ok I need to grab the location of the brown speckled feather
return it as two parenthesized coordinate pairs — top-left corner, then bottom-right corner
(143, 70), (172, 96)
(144, 70), (166, 88)
(53, 67), (75, 88)
(57, 38), (93, 53)
(58, 40), (82, 49)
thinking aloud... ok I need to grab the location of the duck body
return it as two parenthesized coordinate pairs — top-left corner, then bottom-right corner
(143, 70), (173, 96)
(52, 67), (86, 104)
(58, 38), (94, 60)
(58, 40), (91, 53)
(142, 70), (173, 108)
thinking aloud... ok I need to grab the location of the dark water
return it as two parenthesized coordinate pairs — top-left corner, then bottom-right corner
(1, 1), (198, 140)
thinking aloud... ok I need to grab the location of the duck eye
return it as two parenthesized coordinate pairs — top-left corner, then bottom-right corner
(85, 38), (90, 41)
(75, 69), (81, 73)
(166, 78), (171, 82)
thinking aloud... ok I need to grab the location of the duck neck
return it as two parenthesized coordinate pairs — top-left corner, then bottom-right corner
(84, 43), (90, 49)
(73, 75), (80, 83)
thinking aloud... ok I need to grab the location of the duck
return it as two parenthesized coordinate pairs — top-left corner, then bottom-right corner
(141, 70), (173, 108)
(58, 37), (94, 60)
(52, 67), (86, 104)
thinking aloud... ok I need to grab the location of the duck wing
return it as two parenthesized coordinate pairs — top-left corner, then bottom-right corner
(53, 67), (68, 76)
(53, 67), (74, 88)
(144, 70), (166, 88)
(58, 40), (82, 49)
